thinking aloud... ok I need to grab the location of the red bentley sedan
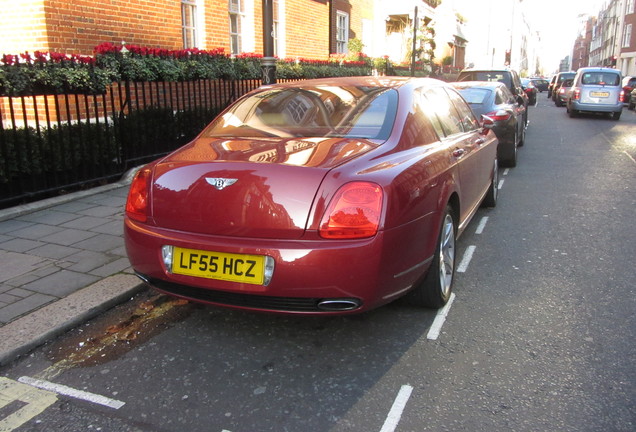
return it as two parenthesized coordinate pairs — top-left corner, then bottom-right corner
(124, 76), (499, 315)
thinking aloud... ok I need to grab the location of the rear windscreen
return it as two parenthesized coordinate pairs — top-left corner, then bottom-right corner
(558, 74), (576, 83)
(457, 88), (491, 104)
(581, 72), (620, 86)
(461, 72), (512, 88)
(202, 86), (398, 140)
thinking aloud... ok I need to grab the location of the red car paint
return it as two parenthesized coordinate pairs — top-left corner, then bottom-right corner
(124, 76), (498, 314)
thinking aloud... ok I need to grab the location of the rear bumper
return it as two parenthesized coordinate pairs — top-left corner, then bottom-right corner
(569, 100), (623, 113)
(124, 216), (436, 315)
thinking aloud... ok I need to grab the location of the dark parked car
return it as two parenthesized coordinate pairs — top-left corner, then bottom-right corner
(453, 81), (524, 167)
(530, 78), (549, 92)
(555, 78), (574, 107)
(629, 88), (636, 110)
(549, 71), (576, 101)
(124, 77), (499, 315)
(521, 78), (537, 105)
(566, 67), (623, 120)
(457, 68), (529, 126)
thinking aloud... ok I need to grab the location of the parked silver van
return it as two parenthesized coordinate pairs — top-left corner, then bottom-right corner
(567, 67), (624, 120)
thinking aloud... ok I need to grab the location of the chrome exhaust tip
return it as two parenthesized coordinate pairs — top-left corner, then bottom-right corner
(317, 299), (361, 312)
(134, 272), (150, 284)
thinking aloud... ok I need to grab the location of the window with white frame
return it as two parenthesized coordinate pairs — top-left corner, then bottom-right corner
(627, 0), (634, 15)
(623, 23), (632, 47)
(182, 0), (198, 48)
(229, 0), (244, 55)
(336, 11), (349, 54)
(273, 0), (280, 56)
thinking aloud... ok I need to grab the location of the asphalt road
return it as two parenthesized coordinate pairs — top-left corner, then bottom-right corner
(1, 98), (635, 432)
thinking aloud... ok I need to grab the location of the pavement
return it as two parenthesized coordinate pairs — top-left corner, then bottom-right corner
(0, 170), (145, 366)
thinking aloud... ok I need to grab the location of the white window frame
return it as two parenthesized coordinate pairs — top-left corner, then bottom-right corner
(229, 0), (244, 55)
(182, 0), (198, 48)
(336, 11), (349, 54)
(272, 0), (280, 57)
(627, 0), (634, 15)
(624, 23), (632, 48)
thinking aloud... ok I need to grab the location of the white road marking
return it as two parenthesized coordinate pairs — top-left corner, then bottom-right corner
(427, 293), (456, 340)
(503, 168), (510, 176)
(18, 376), (125, 410)
(379, 385), (413, 432)
(0, 377), (57, 431)
(624, 151), (636, 165)
(475, 216), (489, 234)
(457, 245), (476, 273)
(498, 179), (505, 190)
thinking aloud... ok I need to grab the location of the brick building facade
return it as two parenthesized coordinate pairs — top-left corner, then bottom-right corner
(620, 0), (636, 76)
(0, 0), (373, 60)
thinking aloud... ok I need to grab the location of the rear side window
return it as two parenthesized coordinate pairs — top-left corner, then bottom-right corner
(421, 87), (463, 136)
(445, 88), (480, 132)
(581, 72), (620, 86)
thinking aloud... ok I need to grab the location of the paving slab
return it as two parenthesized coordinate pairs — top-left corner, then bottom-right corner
(0, 274), (144, 365)
(0, 168), (143, 366)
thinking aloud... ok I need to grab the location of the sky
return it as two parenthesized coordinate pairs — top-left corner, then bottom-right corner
(452, 0), (605, 73)
(526, 0), (605, 70)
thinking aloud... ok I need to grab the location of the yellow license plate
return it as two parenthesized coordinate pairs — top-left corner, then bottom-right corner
(172, 247), (266, 285)
(590, 91), (609, 97)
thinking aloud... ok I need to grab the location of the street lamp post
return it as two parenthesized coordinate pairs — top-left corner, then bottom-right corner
(411, 6), (418, 77)
(261, 0), (276, 85)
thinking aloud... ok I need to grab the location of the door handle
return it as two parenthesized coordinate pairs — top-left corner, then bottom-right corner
(452, 148), (466, 158)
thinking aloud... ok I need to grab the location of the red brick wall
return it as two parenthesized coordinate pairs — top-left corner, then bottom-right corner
(203, 1), (232, 52)
(43, 0), (183, 55)
(0, 0), (336, 59)
(285, 0), (330, 59)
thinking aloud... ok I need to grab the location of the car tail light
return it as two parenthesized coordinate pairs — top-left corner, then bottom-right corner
(319, 182), (383, 239)
(126, 168), (151, 222)
(620, 90), (625, 102)
(485, 110), (511, 122)
(572, 88), (581, 100)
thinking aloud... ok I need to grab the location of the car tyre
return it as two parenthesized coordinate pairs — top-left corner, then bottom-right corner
(629, 101), (635, 110)
(482, 158), (498, 208)
(555, 99), (562, 107)
(518, 123), (525, 147)
(503, 135), (518, 168)
(405, 205), (456, 309)
(612, 111), (621, 121)
(568, 108), (578, 118)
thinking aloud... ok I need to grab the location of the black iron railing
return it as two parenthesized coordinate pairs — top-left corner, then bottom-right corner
(0, 78), (282, 209)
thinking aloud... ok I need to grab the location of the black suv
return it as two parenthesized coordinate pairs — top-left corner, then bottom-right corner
(457, 68), (529, 126)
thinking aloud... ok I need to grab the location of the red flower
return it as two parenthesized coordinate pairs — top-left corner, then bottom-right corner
(1, 54), (16, 65)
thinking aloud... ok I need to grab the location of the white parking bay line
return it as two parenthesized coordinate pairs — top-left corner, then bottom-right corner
(475, 216), (489, 234)
(503, 168), (510, 176)
(379, 385), (413, 432)
(427, 293), (456, 340)
(498, 178), (505, 190)
(457, 245), (476, 273)
(18, 376), (125, 409)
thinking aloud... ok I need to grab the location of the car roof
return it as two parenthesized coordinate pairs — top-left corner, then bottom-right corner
(575, 67), (620, 74)
(259, 76), (447, 91)
(451, 81), (504, 90)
